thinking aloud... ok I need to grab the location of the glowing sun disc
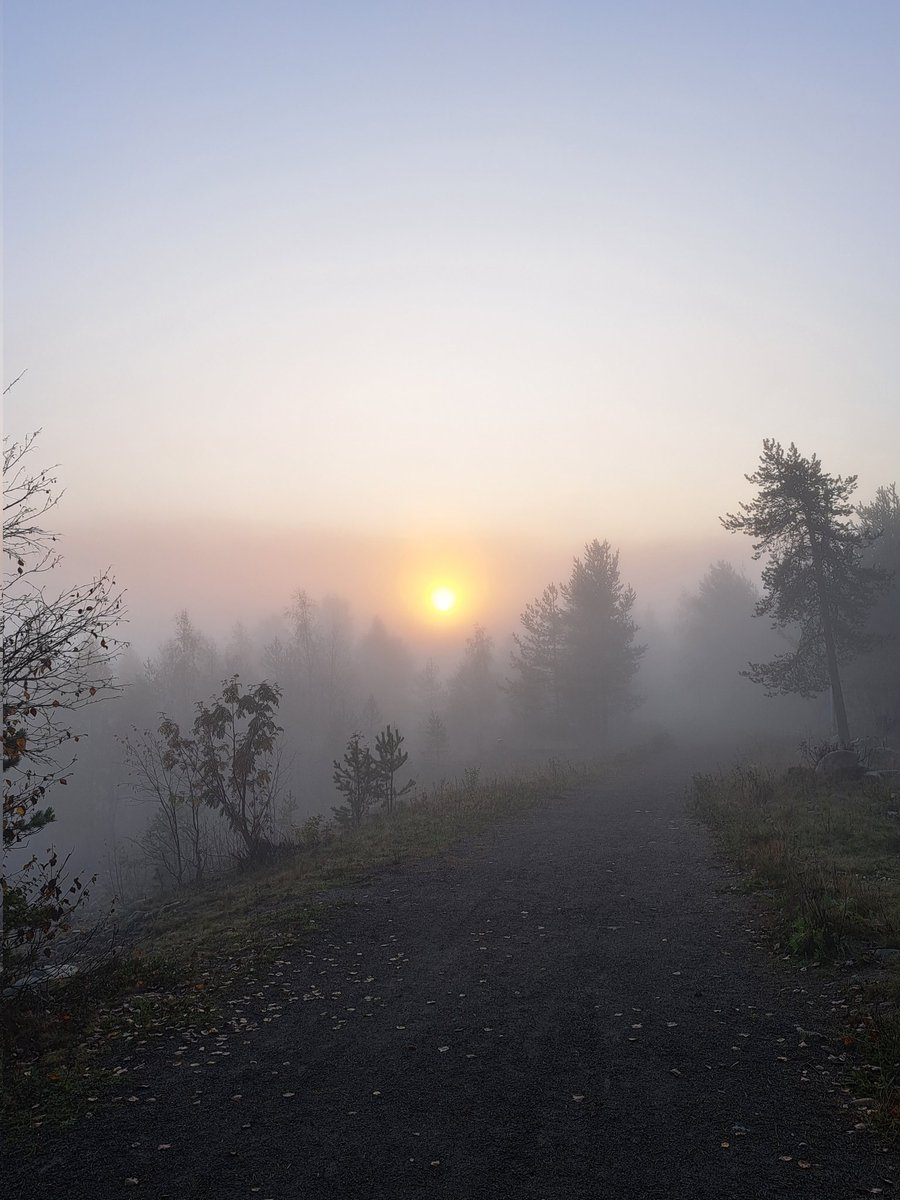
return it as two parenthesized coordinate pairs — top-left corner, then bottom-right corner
(431, 586), (456, 613)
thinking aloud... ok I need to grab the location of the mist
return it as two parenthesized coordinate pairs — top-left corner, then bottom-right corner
(6, 6), (900, 1192)
(18, 503), (887, 911)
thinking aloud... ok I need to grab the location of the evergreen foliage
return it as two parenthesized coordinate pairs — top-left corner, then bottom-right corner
(373, 724), (415, 815)
(560, 540), (645, 741)
(422, 711), (449, 770)
(722, 440), (890, 744)
(852, 483), (900, 737)
(508, 583), (565, 737)
(332, 732), (377, 828)
(508, 540), (644, 746)
(448, 626), (500, 756)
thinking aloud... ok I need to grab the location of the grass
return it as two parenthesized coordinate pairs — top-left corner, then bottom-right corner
(1, 751), (632, 1143)
(690, 760), (900, 1136)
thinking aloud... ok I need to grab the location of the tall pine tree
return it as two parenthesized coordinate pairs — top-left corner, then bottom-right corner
(559, 540), (644, 744)
(508, 583), (565, 739)
(722, 441), (889, 744)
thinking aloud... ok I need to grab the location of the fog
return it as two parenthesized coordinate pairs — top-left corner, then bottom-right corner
(4, 3), (899, 925)
(14, 508), (873, 909)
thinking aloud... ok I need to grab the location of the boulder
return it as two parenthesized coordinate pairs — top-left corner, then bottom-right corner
(816, 749), (863, 779)
(868, 746), (900, 772)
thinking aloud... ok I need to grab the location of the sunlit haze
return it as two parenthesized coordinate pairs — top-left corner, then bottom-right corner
(6, 8), (900, 1185)
(5, 2), (899, 651)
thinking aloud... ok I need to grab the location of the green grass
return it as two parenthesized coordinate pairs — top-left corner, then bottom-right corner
(690, 761), (900, 1136)
(2, 751), (633, 1143)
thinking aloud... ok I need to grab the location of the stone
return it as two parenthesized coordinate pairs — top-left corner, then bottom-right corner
(816, 749), (862, 778)
(868, 746), (900, 771)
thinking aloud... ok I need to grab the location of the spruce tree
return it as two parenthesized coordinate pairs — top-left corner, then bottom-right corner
(508, 583), (565, 739)
(559, 540), (644, 743)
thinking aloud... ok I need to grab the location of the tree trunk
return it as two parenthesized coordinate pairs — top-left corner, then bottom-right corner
(822, 624), (851, 745)
(807, 514), (852, 745)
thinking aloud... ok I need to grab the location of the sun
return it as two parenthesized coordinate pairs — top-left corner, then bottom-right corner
(430, 586), (457, 613)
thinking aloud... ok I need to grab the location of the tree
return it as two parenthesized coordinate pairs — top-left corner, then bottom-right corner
(722, 441), (890, 745)
(373, 725), (415, 815)
(421, 711), (448, 772)
(3, 428), (126, 974)
(145, 609), (219, 720)
(447, 625), (500, 757)
(415, 658), (444, 712)
(508, 582), (565, 739)
(332, 733), (377, 828)
(191, 678), (284, 861)
(559, 540), (644, 743)
(356, 617), (414, 726)
(671, 560), (807, 738)
(852, 483), (900, 737)
(121, 718), (206, 887)
(676, 561), (763, 689)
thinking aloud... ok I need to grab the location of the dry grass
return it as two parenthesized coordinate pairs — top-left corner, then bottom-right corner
(690, 761), (900, 1135)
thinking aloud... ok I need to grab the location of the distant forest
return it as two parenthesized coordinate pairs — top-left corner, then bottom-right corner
(3, 430), (898, 974)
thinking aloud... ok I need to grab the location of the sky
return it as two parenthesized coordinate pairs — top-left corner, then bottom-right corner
(4, 2), (899, 653)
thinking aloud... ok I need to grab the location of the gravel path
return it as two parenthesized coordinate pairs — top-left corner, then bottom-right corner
(5, 759), (898, 1199)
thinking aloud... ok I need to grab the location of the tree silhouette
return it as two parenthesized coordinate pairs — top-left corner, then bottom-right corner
(559, 540), (644, 743)
(722, 441), (889, 744)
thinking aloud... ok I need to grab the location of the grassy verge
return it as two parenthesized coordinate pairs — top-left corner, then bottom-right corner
(2, 751), (632, 1143)
(690, 762), (900, 1136)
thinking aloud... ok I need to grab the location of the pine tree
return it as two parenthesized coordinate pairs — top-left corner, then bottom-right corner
(508, 583), (565, 738)
(332, 732), (377, 828)
(852, 483), (900, 737)
(422, 710), (448, 771)
(559, 540), (644, 743)
(447, 626), (499, 757)
(722, 441), (890, 744)
(373, 724), (414, 815)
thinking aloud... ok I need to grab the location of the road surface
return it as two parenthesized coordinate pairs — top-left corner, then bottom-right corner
(5, 759), (897, 1198)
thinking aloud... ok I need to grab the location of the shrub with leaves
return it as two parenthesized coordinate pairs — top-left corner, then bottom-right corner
(121, 718), (207, 887)
(3, 425), (125, 981)
(192, 678), (284, 862)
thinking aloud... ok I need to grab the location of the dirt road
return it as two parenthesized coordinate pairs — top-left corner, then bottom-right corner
(6, 760), (897, 1198)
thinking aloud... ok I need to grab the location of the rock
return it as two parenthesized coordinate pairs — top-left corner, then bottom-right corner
(816, 749), (863, 779)
(1, 961), (81, 996)
(868, 746), (900, 771)
(864, 769), (900, 783)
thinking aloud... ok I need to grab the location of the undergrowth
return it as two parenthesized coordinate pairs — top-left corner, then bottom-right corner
(690, 761), (900, 1136)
